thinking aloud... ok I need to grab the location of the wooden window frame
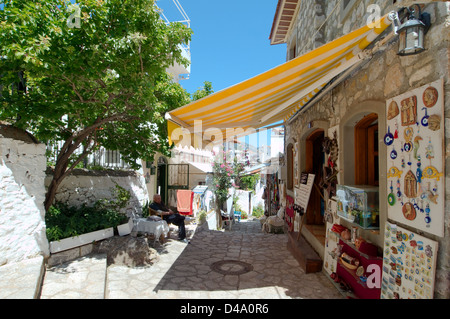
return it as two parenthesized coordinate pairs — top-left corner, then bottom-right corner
(354, 113), (379, 186)
(287, 143), (294, 190)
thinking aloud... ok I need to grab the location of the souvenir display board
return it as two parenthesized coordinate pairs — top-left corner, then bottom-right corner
(294, 173), (315, 211)
(381, 222), (438, 299)
(323, 198), (340, 276)
(385, 79), (444, 237)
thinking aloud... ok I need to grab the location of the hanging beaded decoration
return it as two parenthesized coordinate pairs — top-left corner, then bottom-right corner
(416, 155), (422, 183)
(384, 126), (394, 146)
(403, 127), (414, 153)
(421, 107), (429, 127)
(396, 179), (402, 199)
(424, 203), (431, 226)
(388, 181), (396, 206)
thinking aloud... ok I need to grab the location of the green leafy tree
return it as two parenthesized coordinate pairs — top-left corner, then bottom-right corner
(191, 81), (213, 101)
(0, 0), (192, 210)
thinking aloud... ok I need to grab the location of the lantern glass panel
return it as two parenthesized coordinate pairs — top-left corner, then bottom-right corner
(398, 23), (425, 56)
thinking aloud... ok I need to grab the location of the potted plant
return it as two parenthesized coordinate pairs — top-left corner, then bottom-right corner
(46, 204), (119, 253)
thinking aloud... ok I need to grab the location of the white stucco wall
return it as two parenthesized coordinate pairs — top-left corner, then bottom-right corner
(0, 135), (49, 265)
(45, 168), (149, 218)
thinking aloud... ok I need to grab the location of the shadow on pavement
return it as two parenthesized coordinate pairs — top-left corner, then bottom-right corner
(151, 219), (342, 299)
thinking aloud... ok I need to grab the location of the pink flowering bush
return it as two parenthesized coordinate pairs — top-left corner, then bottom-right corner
(211, 148), (247, 228)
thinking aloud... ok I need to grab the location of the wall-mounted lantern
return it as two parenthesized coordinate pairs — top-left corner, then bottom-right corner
(146, 161), (156, 175)
(389, 5), (431, 56)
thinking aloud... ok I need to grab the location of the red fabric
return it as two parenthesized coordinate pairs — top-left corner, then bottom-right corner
(286, 195), (295, 230)
(177, 190), (193, 215)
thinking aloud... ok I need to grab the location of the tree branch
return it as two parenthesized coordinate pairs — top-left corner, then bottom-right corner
(139, 44), (144, 73)
(61, 74), (85, 103)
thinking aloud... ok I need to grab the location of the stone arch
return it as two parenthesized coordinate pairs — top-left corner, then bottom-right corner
(339, 100), (387, 246)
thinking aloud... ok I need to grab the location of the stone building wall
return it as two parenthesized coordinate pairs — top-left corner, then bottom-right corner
(288, 0), (444, 57)
(285, 1), (450, 299)
(0, 127), (49, 265)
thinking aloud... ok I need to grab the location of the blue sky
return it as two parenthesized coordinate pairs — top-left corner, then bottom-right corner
(158, 0), (286, 149)
(158, 0), (287, 95)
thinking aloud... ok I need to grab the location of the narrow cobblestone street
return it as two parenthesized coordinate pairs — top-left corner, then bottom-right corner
(104, 219), (343, 299)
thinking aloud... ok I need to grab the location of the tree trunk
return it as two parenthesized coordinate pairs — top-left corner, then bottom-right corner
(44, 159), (68, 211)
(215, 198), (222, 230)
(44, 137), (93, 211)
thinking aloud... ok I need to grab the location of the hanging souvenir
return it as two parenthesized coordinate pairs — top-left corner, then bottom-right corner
(401, 96), (417, 126)
(404, 170), (417, 198)
(422, 166), (443, 181)
(388, 181), (396, 206)
(390, 145), (398, 160)
(424, 138), (434, 160)
(424, 204), (431, 226)
(413, 136), (422, 159)
(421, 108), (429, 127)
(427, 114), (441, 131)
(402, 202), (416, 221)
(403, 127), (414, 153)
(423, 86), (438, 108)
(388, 100), (400, 120)
(432, 182), (438, 200)
(388, 166), (403, 179)
(413, 199), (420, 211)
(419, 199), (424, 213)
(384, 126), (394, 146)
(425, 182), (438, 205)
(416, 155), (422, 183)
(396, 179), (402, 198)
(394, 120), (399, 139)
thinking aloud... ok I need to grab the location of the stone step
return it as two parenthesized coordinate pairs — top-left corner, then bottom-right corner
(0, 256), (45, 299)
(287, 231), (323, 274)
(39, 254), (107, 299)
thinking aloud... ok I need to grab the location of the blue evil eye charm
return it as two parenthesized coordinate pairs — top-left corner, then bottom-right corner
(404, 142), (412, 152)
(416, 168), (422, 183)
(384, 126), (394, 146)
(421, 108), (429, 127)
(390, 149), (398, 159)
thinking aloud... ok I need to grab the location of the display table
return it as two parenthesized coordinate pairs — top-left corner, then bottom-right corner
(135, 217), (169, 243)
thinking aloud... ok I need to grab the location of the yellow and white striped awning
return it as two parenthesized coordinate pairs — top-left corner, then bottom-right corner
(167, 15), (392, 142)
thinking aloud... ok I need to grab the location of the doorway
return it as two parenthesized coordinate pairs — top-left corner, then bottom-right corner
(305, 129), (325, 225)
(157, 156), (168, 204)
(304, 129), (326, 245)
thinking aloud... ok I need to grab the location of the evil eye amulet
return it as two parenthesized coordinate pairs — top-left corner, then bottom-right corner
(404, 142), (412, 152)
(388, 194), (396, 206)
(384, 135), (394, 146)
(421, 117), (428, 127)
(390, 150), (398, 159)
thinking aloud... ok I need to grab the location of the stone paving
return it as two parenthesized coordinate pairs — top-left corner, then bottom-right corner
(0, 256), (44, 299)
(40, 254), (107, 299)
(105, 219), (343, 299)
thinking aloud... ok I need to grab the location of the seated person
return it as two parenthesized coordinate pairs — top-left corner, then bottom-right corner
(150, 194), (188, 243)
